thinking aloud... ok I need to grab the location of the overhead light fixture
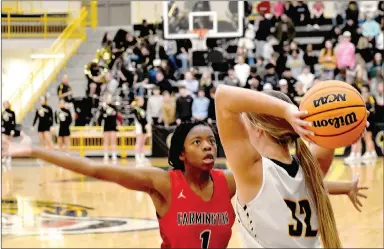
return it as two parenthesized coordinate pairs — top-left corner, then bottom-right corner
(30, 54), (65, 59)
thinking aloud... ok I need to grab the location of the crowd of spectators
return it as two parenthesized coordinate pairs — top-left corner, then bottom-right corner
(58, 1), (383, 134)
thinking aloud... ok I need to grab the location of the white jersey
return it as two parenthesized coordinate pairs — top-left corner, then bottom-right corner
(235, 157), (322, 248)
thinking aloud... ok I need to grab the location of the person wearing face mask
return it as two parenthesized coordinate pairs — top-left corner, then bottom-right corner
(55, 100), (72, 153)
(98, 94), (118, 162)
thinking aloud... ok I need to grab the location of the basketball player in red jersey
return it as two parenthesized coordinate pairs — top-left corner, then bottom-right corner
(3, 121), (236, 248)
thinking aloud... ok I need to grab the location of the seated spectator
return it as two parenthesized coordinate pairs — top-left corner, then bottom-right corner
(376, 29), (384, 54)
(182, 71), (199, 96)
(255, 14), (274, 57)
(342, 18), (360, 45)
(297, 66), (315, 93)
(319, 40), (337, 80)
(234, 56), (251, 87)
(275, 14), (296, 45)
(175, 86), (193, 125)
(276, 42), (290, 76)
(104, 72), (119, 96)
(192, 89), (210, 121)
(161, 91), (176, 127)
(263, 63), (279, 89)
(273, 1), (285, 19)
(155, 71), (173, 94)
(304, 44), (318, 74)
(294, 1), (312, 27)
(263, 36), (277, 61)
(223, 68), (240, 87)
(269, 52), (279, 67)
(346, 1), (359, 25)
(356, 36), (374, 63)
(255, 56), (267, 78)
(257, 0), (271, 15)
(160, 60), (176, 81)
(147, 87), (163, 125)
(245, 67), (263, 91)
(369, 53), (383, 79)
(375, 81), (384, 122)
(311, 0), (325, 29)
(362, 14), (381, 41)
(286, 49), (305, 79)
(139, 19), (151, 38)
(284, 1), (297, 22)
(278, 79), (295, 103)
(326, 25), (343, 47)
(207, 88), (216, 125)
(293, 81), (306, 106)
(336, 31), (356, 70)
(281, 67), (297, 94)
(200, 71), (214, 98)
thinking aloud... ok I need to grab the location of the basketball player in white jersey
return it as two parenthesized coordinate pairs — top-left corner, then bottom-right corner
(215, 85), (368, 248)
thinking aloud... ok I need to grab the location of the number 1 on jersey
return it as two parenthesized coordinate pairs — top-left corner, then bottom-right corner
(200, 230), (211, 249)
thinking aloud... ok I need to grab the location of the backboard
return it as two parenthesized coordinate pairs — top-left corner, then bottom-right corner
(163, 1), (244, 39)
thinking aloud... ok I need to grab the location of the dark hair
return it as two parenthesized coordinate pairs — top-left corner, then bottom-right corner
(168, 120), (213, 171)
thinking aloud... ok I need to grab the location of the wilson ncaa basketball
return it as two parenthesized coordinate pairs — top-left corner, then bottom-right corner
(300, 80), (367, 149)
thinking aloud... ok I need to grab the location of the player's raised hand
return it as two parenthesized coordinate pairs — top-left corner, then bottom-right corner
(347, 174), (368, 212)
(284, 104), (314, 142)
(2, 134), (33, 158)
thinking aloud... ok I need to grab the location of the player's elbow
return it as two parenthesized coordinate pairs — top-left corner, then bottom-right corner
(215, 85), (229, 107)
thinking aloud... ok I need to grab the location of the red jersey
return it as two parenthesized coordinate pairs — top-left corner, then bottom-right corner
(158, 169), (235, 248)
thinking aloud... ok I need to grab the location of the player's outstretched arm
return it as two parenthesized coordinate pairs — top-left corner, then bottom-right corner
(2, 136), (170, 195)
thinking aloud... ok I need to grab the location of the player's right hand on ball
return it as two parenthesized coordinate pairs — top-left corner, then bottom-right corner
(284, 104), (314, 142)
(2, 134), (33, 158)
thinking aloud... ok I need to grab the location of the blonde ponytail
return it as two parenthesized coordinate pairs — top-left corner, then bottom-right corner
(296, 138), (342, 248)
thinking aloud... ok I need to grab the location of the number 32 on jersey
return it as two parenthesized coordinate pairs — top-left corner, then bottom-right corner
(284, 199), (318, 237)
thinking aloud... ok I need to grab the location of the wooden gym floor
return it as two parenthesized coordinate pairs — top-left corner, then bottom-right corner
(2, 157), (383, 248)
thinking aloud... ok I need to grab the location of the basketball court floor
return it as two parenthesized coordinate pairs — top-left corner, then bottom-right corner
(2, 157), (383, 248)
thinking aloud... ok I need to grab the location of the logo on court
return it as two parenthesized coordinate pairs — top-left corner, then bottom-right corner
(1, 199), (158, 236)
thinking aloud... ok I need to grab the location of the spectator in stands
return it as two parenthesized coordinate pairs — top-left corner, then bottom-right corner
(263, 63), (279, 89)
(223, 68), (240, 87)
(319, 40), (338, 80)
(147, 87), (163, 126)
(361, 85), (378, 160)
(294, 81), (306, 106)
(55, 99), (72, 153)
(336, 31), (356, 70)
(104, 72), (119, 96)
(278, 79), (295, 103)
(33, 96), (54, 150)
(356, 36), (374, 64)
(155, 71), (173, 94)
(281, 67), (297, 94)
(297, 66), (315, 92)
(375, 81), (384, 122)
(284, 1), (297, 22)
(376, 29), (384, 54)
(255, 13), (274, 57)
(286, 49), (305, 79)
(303, 44), (318, 74)
(342, 18), (360, 45)
(294, 1), (312, 27)
(139, 19), (151, 39)
(346, 1), (359, 25)
(273, 1), (285, 20)
(101, 32), (113, 47)
(362, 13), (381, 41)
(86, 62), (105, 100)
(333, 1), (349, 25)
(234, 56), (250, 87)
(131, 96), (149, 162)
(276, 41), (290, 76)
(207, 88), (216, 125)
(182, 71), (199, 96)
(200, 71), (214, 98)
(275, 14), (296, 45)
(311, 0), (325, 29)
(161, 91), (176, 128)
(192, 89), (210, 121)
(263, 36), (276, 61)
(176, 86), (193, 125)
(58, 74), (73, 103)
(160, 60), (176, 81)
(327, 25), (343, 47)
(257, 0), (271, 15)
(245, 67), (263, 90)
(255, 56), (267, 78)
(369, 53), (383, 79)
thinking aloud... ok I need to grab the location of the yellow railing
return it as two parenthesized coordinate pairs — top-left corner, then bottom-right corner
(9, 7), (89, 123)
(1, 1), (98, 38)
(63, 126), (152, 157)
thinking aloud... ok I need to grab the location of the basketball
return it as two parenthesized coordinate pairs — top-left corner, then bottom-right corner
(299, 80), (367, 149)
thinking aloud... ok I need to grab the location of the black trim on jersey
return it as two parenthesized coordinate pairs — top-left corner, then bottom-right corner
(268, 156), (299, 178)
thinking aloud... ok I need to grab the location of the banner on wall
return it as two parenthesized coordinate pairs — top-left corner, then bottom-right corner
(152, 123), (383, 158)
(152, 125), (226, 158)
